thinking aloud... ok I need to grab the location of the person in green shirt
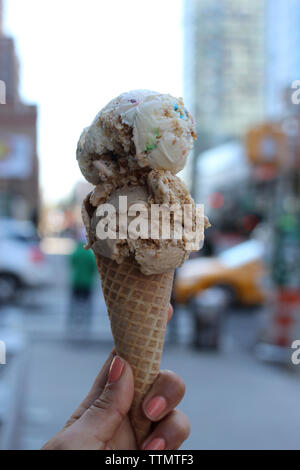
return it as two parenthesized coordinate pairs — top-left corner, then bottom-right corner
(68, 240), (97, 330)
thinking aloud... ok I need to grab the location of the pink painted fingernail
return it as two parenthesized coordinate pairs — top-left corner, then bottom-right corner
(108, 356), (124, 384)
(145, 396), (167, 420)
(144, 438), (166, 451)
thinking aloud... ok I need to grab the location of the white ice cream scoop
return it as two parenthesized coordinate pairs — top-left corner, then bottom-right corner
(76, 90), (196, 184)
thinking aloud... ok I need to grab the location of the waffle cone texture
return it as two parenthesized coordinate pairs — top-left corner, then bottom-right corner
(95, 254), (174, 447)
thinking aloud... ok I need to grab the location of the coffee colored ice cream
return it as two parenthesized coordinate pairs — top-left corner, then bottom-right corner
(82, 170), (206, 275)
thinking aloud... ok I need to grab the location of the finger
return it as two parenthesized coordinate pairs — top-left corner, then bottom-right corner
(142, 369), (185, 422)
(71, 356), (134, 449)
(167, 304), (173, 324)
(142, 409), (190, 450)
(63, 348), (115, 428)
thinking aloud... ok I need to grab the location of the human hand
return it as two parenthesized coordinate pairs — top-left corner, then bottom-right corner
(42, 305), (190, 450)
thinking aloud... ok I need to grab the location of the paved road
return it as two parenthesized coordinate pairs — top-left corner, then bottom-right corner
(1, 254), (300, 450)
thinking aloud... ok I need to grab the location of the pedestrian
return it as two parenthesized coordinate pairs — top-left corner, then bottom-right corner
(68, 237), (96, 333)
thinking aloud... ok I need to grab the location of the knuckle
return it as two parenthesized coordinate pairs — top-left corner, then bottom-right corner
(92, 395), (111, 412)
(183, 418), (191, 440)
(176, 411), (191, 440)
(160, 369), (186, 401)
(90, 392), (125, 422)
(160, 369), (176, 380)
(162, 410), (191, 450)
(175, 376), (186, 400)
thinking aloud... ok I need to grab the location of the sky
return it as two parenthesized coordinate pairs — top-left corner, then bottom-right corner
(4, 0), (184, 204)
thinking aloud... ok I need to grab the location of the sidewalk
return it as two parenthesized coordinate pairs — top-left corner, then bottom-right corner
(21, 339), (300, 450)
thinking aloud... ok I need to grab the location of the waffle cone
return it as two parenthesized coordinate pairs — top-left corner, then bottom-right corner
(95, 254), (174, 447)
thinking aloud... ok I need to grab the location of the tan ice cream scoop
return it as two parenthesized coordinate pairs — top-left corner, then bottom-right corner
(83, 170), (206, 275)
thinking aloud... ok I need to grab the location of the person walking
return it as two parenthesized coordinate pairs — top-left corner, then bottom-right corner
(68, 239), (97, 333)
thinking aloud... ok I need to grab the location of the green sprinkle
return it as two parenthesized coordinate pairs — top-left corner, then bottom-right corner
(146, 143), (156, 151)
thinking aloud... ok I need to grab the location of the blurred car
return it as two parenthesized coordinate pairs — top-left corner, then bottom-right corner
(0, 218), (51, 303)
(174, 240), (266, 306)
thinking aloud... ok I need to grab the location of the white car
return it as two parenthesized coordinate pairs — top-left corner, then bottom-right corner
(0, 219), (51, 303)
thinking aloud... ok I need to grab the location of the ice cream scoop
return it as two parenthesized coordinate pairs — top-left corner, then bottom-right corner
(89, 185), (149, 266)
(77, 90), (196, 184)
(83, 170), (206, 275)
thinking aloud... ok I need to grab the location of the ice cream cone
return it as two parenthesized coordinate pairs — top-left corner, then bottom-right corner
(95, 253), (174, 447)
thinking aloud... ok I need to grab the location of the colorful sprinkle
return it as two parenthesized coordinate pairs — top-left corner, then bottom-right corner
(146, 143), (156, 151)
(173, 103), (187, 119)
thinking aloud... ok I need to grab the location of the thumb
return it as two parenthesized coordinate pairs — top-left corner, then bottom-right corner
(77, 356), (134, 447)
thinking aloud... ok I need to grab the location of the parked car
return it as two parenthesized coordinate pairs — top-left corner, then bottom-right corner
(174, 240), (266, 306)
(0, 219), (51, 303)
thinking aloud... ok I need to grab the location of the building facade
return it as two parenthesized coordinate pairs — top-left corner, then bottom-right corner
(0, 0), (39, 222)
(184, 0), (300, 195)
(184, 0), (265, 148)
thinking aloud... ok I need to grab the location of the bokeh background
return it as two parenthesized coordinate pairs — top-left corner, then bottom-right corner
(0, 0), (300, 450)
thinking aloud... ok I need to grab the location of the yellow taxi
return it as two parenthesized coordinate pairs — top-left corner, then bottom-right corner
(174, 240), (266, 306)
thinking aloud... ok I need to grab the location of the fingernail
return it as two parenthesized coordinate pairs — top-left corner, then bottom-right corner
(145, 396), (167, 420)
(108, 356), (124, 384)
(143, 438), (166, 451)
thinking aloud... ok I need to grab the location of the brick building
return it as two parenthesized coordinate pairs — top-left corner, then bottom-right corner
(0, 0), (39, 223)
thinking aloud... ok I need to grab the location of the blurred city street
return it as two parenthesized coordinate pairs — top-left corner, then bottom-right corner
(1, 253), (300, 450)
(1, 0), (300, 452)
